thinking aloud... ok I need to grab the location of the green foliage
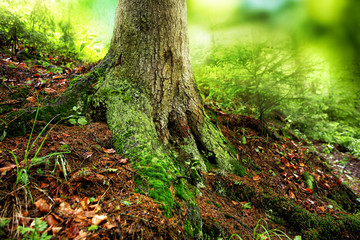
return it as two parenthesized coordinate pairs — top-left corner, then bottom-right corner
(17, 218), (52, 240)
(229, 233), (243, 240)
(88, 224), (99, 231)
(303, 171), (314, 190)
(194, 42), (309, 133)
(6, 100), (69, 202)
(253, 219), (292, 240)
(0, 218), (10, 237)
(193, 37), (360, 154)
(68, 106), (89, 125)
(0, 0), (107, 62)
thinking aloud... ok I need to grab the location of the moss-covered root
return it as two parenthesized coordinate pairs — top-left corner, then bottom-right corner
(199, 118), (246, 176)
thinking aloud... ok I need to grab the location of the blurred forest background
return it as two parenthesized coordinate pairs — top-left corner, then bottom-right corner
(1, 0), (359, 157)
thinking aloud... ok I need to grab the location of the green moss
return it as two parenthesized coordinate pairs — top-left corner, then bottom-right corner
(200, 117), (246, 176)
(184, 202), (203, 239)
(9, 85), (31, 99)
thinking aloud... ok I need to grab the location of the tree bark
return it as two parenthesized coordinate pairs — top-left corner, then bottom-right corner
(106, 0), (203, 144)
(94, 0), (245, 177)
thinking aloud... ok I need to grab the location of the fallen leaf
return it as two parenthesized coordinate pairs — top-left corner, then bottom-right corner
(58, 202), (74, 216)
(40, 183), (50, 188)
(74, 214), (88, 223)
(288, 190), (295, 199)
(0, 164), (16, 173)
(44, 214), (58, 226)
(74, 230), (88, 240)
(27, 96), (37, 103)
(231, 200), (239, 205)
(253, 175), (260, 181)
(44, 88), (56, 93)
(34, 198), (50, 212)
(52, 226), (62, 235)
(104, 222), (117, 230)
(305, 188), (313, 194)
(92, 215), (108, 225)
(80, 197), (90, 210)
(68, 225), (80, 239)
(103, 148), (116, 154)
(119, 158), (128, 164)
(319, 206), (325, 212)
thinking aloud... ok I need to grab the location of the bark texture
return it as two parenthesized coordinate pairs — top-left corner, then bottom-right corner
(96, 0), (245, 176)
(107, 0), (203, 144)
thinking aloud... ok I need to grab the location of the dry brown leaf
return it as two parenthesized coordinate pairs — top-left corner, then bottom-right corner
(34, 198), (50, 212)
(40, 183), (49, 188)
(252, 175), (260, 181)
(58, 202), (74, 216)
(73, 230), (88, 240)
(119, 158), (128, 164)
(27, 96), (37, 103)
(44, 214), (58, 226)
(44, 88), (56, 93)
(319, 206), (325, 212)
(102, 148), (116, 154)
(74, 214), (88, 223)
(92, 215), (108, 225)
(80, 197), (90, 210)
(52, 226), (62, 235)
(288, 190), (295, 199)
(104, 222), (117, 230)
(0, 164), (16, 173)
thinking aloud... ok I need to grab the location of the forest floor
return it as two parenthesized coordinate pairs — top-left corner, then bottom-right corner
(1, 50), (360, 239)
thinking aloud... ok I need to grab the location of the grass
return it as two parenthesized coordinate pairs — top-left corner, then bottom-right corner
(1, 99), (71, 237)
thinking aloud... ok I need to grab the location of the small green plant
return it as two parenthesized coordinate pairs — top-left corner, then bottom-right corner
(234, 180), (242, 185)
(88, 224), (98, 231)
(68, 106), (88, 125)
(17, 218), (52, 240)
(0, 218), (10, 237)
(322, 144), (334, 154)
(253, 219), (292, 240)
(7, 98), (68, 202)
(241, 202), (252, 210)
(229, 233), (243, 240)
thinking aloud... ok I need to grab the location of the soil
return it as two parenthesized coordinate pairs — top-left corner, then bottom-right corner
(1, 51), (360, 239)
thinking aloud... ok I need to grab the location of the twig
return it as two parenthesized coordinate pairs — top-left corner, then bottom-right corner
(1, 80), (13, 93)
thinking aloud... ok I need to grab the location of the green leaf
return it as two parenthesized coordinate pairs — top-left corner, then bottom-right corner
(69, 118), (77, 125)
(242, 136), (247, 145)
(77, 117), (88, 125)
(80, 42), (86, 52)
(294, 236), (302, 240)
(88, 225), (98, 231)
(35, 218), (48, 232)
(0, 218), (10, 228)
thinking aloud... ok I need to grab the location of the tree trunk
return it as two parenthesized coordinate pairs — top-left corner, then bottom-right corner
(94, 0), (245, 177)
